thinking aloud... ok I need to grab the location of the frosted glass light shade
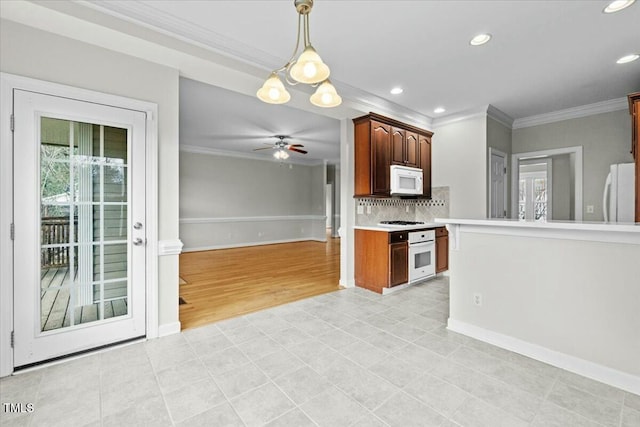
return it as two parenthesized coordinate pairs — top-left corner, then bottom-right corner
(274, 150), (289, 160)
(257, 73), (291, 104)
(310, 80), (342, 108)
(289, 46), (330, 84)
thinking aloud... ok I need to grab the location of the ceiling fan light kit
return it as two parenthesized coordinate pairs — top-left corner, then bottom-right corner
(256, 0), (341, 108)
(252, 135), (308, 160)
(273, 150), (290, 160)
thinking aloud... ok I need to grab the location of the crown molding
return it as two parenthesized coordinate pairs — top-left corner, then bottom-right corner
(512, 97), (628, 129)
(83, 0), (434, 128)
(179, 144), (328, 166)
(486, 105), (514, 128)
(431, 105), (491, 128)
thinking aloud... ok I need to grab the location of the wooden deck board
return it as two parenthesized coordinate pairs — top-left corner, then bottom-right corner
(104, 301), (114, 319)
(40, 266), (128, 330)
(81, 303), (97, 324)
(44, 287), (70, 331)
(112, 299), (127, 317)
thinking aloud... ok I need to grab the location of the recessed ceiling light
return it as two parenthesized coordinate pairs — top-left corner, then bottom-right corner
(390, 87), (403, 95)
(603, 0), (635, 13)
(470, 34), (491, 46)
(617, 54), (639, 64)
(434, 107), (446, 114)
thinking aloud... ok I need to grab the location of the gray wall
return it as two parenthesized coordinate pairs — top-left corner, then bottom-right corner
(1, 19), (180, 330)
(487, 117), (513, 216)
(513, 110), (632, 221)
(433, 116), (487, 219)
(179, 152), (327, 250)
(551, 154), (572, 220)
(326, 164), (341, 237)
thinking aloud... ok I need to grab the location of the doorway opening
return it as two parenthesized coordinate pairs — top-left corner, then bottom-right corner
(511, 146), (583, 221)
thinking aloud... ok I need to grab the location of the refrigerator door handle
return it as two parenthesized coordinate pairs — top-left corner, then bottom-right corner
(603, 172), (612, 222)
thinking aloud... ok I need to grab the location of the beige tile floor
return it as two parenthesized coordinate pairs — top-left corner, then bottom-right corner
(1, 277), (638, 426)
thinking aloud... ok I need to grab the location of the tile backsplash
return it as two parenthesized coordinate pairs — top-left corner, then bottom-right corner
(355, 186), (449, 226)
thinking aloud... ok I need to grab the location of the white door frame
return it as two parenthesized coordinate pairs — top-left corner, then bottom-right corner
(519, 158), (553, 221)
(0, 72), (159, 377)
(511, 146), (583, 221)
(488, 147), (508, 218)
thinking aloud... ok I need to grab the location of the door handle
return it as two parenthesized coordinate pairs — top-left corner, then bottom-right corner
(132, 238), (145, 246)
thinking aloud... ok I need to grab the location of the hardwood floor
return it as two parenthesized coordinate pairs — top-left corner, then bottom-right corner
(178, 236), (341, 330)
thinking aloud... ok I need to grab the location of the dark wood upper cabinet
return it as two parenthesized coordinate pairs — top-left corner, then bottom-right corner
(354, 112), (433, 198)
(419, 134), (432, 199)
(371, 121), (392, 195)
(391, 128), (419, 168)
(405, 132), (419, 168)
(391, 127), (405, 165)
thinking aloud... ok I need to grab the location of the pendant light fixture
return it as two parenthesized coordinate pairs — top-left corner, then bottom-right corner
(256, 0), (342, 108)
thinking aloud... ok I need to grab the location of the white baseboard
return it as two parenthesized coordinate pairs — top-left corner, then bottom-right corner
(447, 318), (640, 395)
(340, 278), (355, 288)
(158, 321), (181, 337)
(182, 237), (326, 252)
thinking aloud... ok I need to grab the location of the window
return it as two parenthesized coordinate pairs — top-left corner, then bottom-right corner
(519, 171), (548, 221)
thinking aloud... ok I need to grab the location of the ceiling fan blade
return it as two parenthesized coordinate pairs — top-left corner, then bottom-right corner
(253, 147), (274, 151)
(288, 147), (308, 154)
(288, 144), (304, 148)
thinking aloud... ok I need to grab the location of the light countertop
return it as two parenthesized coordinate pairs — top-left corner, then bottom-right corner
(354, 222), (443, 232)
(434, 218), (640, 233)
(434, 218), (640, 245)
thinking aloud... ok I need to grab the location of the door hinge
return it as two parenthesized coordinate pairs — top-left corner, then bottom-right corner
(10, 331), (14, 348)
(503, 166), (507, 174)
(504, 210), (507, 217)
(10, 223), (14, 240)
(10, 114), (15, 132)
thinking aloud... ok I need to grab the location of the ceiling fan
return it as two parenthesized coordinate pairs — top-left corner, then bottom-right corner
(253, 135), (308, 157)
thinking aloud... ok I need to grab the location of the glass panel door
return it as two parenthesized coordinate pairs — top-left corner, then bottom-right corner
(13, 90), (146, 367)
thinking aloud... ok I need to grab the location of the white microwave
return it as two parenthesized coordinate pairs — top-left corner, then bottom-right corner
(390, 165), (423, 195)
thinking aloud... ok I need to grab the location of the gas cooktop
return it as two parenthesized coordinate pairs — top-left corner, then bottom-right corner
(378, 220), (426, 226)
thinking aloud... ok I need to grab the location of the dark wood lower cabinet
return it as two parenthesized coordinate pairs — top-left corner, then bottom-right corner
(436, 227), (449, 273)
(389, 242), (408, 286)
(355, 229), (408, 294)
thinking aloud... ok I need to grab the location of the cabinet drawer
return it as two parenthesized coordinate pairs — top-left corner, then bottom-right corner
(435, 227), (448, 237)
(389, 231), (408, 244)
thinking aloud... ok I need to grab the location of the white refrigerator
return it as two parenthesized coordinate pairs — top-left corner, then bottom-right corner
(603, 163), (635, 222)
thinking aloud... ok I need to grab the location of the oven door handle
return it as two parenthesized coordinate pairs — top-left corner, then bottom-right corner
(409, 241), (434, 247)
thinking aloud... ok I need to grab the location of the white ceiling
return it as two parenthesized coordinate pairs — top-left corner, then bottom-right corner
(180, 78), (341, 163)
(72, 1), (640, 161)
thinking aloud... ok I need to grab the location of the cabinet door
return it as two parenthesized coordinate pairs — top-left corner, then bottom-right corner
(371, 121), (392, 195)
(419, 134), (432, 198)
(405, 132), (419, 167)
(635, 100), (640, 221)
(389, 242), (408, 286)
(436, 235), (449, 273)
(391, 127), (405, 165)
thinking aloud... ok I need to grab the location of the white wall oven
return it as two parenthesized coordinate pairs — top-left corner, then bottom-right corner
(408, 230), (435, 283)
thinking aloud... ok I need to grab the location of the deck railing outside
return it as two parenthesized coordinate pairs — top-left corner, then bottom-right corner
(41, 216), (78, 268)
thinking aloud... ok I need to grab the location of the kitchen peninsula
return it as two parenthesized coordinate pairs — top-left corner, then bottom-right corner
(435, 218), (640, 394)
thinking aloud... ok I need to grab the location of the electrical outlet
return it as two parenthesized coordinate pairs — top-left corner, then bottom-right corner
(586, 205), (594, 214)
(357, 205), (364, 215)
(366, 205), (372, 214)
(473, 293), (482, 306)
